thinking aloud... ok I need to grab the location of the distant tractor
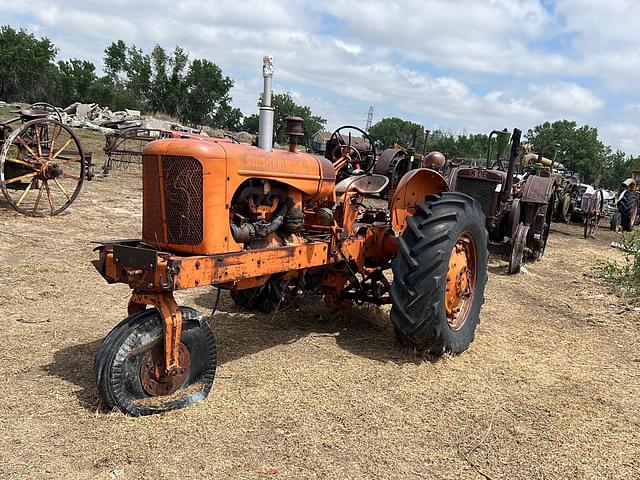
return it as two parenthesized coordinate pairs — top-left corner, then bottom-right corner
(447, 128), (556, 273)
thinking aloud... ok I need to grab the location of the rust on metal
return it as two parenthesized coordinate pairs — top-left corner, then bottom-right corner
(445, 233), (477, 330)
(128, 292), (184, 374)
(389, 168), (448, 233)
(1, 111), (90, 217)
(140, 342), (190, 397)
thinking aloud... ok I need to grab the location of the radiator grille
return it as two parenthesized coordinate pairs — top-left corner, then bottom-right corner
(456, 178), (497, 217)
(162, 156), (203, 245)
(142, 155), (163, 242)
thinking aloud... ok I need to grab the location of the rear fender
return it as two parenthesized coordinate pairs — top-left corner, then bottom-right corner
(389, 168), (448, 234)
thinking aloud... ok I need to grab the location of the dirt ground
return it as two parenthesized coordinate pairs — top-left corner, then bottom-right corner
(0, 128), (639, 479)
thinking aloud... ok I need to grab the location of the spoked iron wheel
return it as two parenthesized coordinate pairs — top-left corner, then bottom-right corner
(0, 119), (85, 216)
(30, 102), (64, 123)
(583, 213), (600, 239)
(95, 307), (217, 416)
(508, 223), (529, 274)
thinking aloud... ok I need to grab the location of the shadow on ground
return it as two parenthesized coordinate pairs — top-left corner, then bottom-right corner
(45, 289), (432, 412)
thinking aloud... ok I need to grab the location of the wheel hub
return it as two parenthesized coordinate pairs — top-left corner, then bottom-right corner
(445, 234), (477, 331)
(42, 161), (63, 180)
(140, 342), (190, 397)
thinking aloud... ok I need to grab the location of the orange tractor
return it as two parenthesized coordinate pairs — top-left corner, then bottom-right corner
(93, 57), (489, 415)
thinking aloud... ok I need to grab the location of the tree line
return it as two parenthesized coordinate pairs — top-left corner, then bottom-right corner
(0, 25), (326, 141)
(2, 25), (637, 186)
(369, 117), (640, 187)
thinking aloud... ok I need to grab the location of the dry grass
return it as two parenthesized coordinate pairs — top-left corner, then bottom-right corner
(0, 128), (639, 479)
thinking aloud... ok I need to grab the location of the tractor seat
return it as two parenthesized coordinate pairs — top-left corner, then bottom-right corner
(336, 174), (389, 195)
(17, 109), (51, 121)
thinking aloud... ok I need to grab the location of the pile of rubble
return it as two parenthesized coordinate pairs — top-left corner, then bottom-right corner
(62, 102), (200, 134)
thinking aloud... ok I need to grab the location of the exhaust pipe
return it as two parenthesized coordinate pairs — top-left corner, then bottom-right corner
(258, 55), (274, 152)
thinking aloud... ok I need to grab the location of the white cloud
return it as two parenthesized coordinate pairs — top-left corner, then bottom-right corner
(529, 82), (604, 116)
(0, 0), (638, 154)
(600, 123), (640, 156)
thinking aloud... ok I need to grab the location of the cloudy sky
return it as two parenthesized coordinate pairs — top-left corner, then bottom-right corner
(2, 0), (640, 154)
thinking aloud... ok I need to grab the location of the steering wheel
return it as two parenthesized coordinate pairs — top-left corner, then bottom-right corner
(328, 125), (376, 174)
(331, 144), (363, 174)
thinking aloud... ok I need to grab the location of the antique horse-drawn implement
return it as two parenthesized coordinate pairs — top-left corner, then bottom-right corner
(102, 128), (239, 174)
(0, 103), (93, 216)
(93, 57), (489, 415)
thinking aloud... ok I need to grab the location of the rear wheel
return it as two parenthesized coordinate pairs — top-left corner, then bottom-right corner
(610, 213), (621, 231)
(390, 192), (488, 354)
(618, 191), (638, 232)
(230, 279), (282, 313)
(95, 307), (216, 416)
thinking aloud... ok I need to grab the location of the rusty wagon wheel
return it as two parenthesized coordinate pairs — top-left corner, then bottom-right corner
(390, 192), (488, 354)
(95, 307), (217, 416)
(0, 119), (85, 216)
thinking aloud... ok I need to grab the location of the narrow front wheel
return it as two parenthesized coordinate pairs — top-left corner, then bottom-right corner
(95, 307), (217, 416)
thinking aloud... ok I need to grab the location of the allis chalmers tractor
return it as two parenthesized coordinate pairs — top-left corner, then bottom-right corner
(93, 57), (489, 416)
(447, 129), (556, 273)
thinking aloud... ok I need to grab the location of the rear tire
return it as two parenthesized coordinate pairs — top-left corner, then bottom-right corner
(618, 191), (638, 232)
(230, 279), (282, 313)
(390, 192), (488, 354)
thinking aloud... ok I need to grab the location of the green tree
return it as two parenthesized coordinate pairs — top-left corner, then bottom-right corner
(526, 120), (607, 183)
(104, 40), (127, 80)
(100, 41), (239, 126)
(368, 117), (424, 150)
(0, 25), (59, 102)
(601, 151), (640, 188)
(56, 59), (97, 105)
(184, 59), (235, 126)
(268, 92), (326, 145)
(242, 114), (259, 133)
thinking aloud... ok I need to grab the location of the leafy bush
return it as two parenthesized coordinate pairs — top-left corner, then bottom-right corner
(596, 229), (640, 297)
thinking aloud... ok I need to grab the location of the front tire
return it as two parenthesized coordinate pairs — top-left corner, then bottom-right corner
(95, 307), (217, 416)
(390, 192), (489, 354)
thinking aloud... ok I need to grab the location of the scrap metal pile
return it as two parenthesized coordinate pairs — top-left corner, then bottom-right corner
(50, 102), (202, 134)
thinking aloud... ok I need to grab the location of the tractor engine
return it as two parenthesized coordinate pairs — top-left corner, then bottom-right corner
(141, 138), (335, 255)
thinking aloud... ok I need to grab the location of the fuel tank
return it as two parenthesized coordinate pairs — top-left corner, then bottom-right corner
(141, 138), (335, 255)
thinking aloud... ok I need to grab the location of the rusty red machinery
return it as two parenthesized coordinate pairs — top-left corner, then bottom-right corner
(447, 128), (557, 273)
(93, 57), (490, 415)
(0, 103), (93, 216)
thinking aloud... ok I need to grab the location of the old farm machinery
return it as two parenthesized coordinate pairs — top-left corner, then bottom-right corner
(0, 103), (92, 216)
(93, 57), (490, 415)
(448, 128), (556, 273)
(102, 128), (239, 174)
